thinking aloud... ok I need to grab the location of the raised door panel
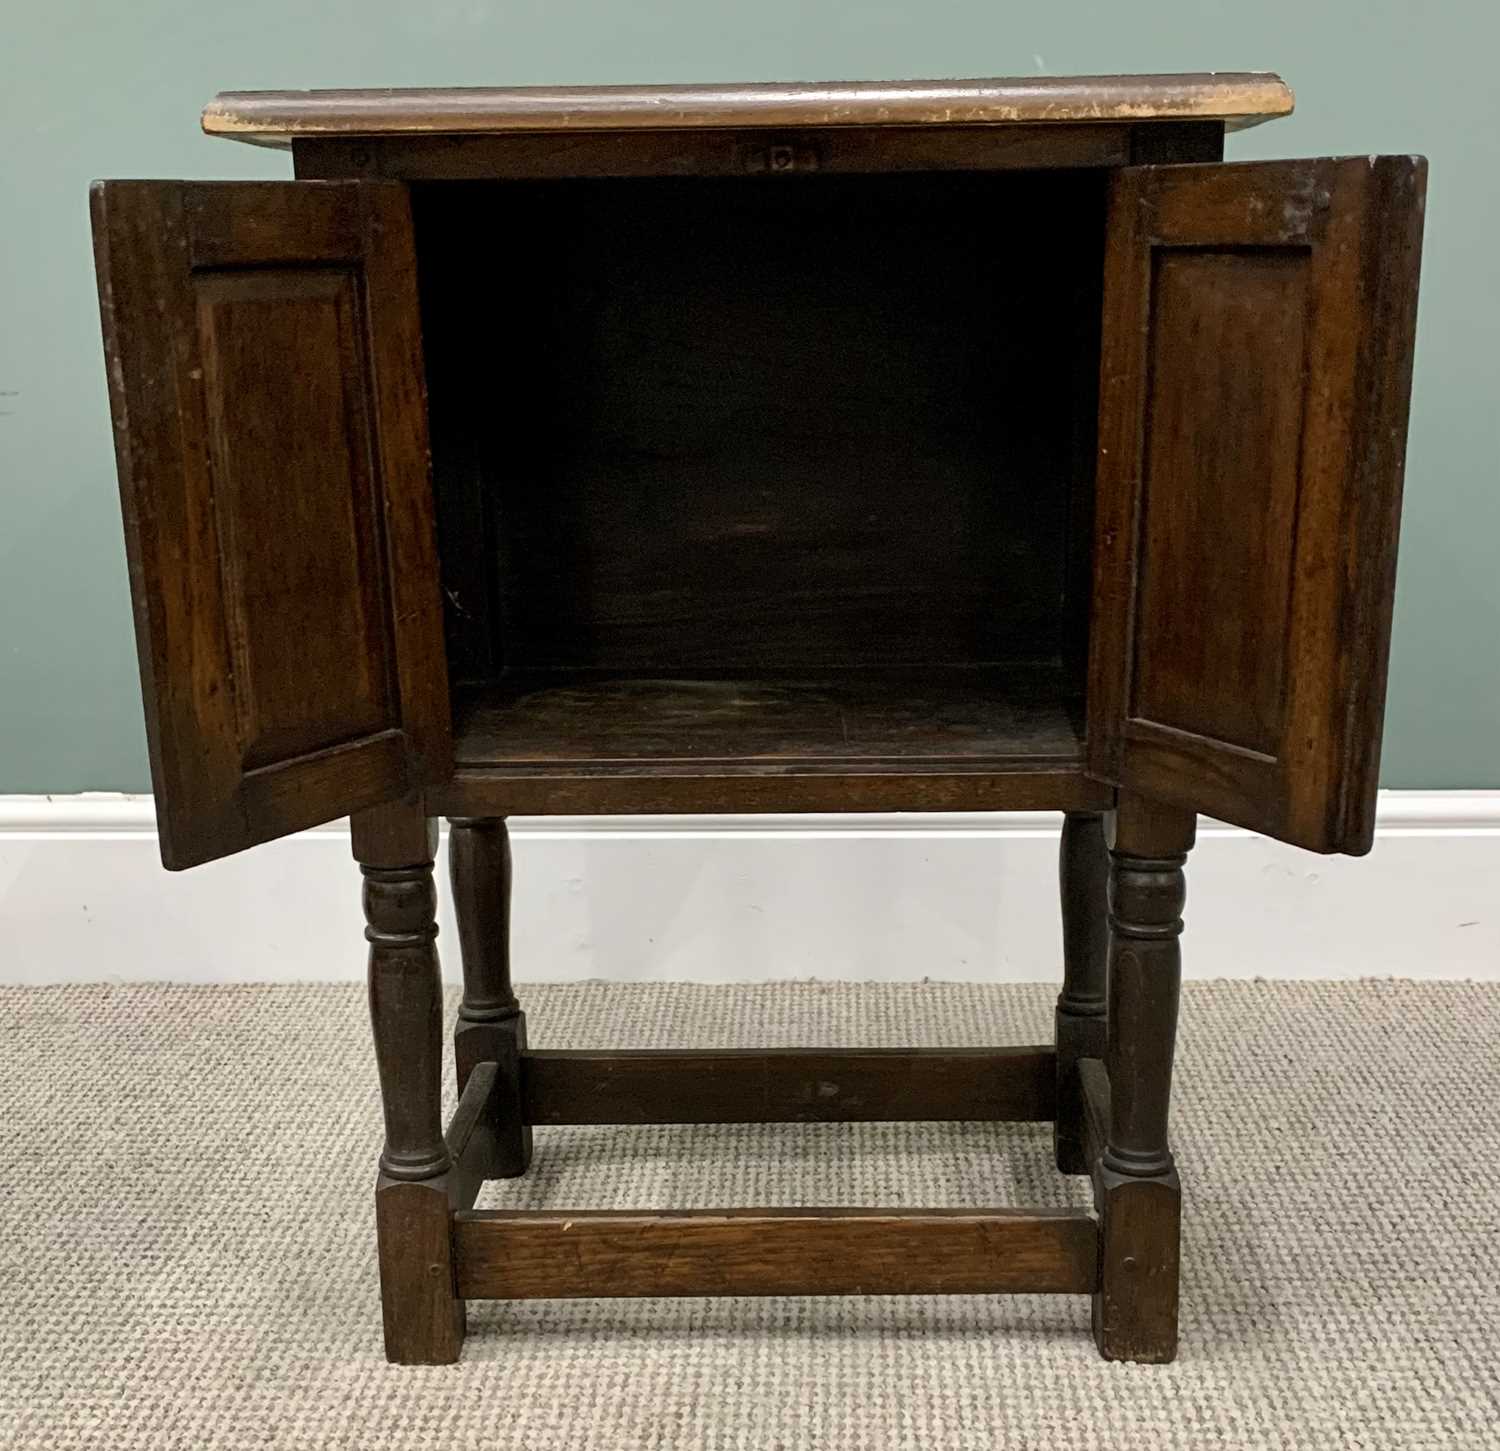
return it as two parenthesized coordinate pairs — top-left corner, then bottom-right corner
(92, 181), (449, 868)
(1089, 157), (1426, 853)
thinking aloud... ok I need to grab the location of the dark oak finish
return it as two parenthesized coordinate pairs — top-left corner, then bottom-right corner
(293, 124), (1135, 182)
(521, 1046), (1055, 1125)
(445, 1061), (501, 1214)
(1093, 1168), (1181, 1365)
(355, 802), (448, 1182)
(91, 71), (1429, 1368)
(1092, 793), (1194, 1362)
(1055, 811), (1109, 1173)
(453, 1208), (1099, 1299)
(375, 1175), (464, 1365)
(415, 171), (1103, 688)
(407, 167), (1107, 819)
(433, 765), (1112, 818)
(91, 180), (450, 868)
(1127, 120), (1225, 164)
(354, 801), (463, 1364)
(451, 670), (1085, 772)
(448, 817), (531, 1178)
(206, 73), (1294, 145)
(1103, 795), (1193, 1179)
(1089, 156), (1427, 853)
(1078, 1055), (1111, 1175)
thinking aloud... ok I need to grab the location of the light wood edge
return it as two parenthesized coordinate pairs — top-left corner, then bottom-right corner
(202, 73), (1293, 147)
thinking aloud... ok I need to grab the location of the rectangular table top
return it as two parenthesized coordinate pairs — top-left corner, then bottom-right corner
(203, 73), (1293, 147)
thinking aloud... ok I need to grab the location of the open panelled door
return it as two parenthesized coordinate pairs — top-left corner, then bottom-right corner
(1088, 157), (1426, 854)
(92, 181), (451, 868)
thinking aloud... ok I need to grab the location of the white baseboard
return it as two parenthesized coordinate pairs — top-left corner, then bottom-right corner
(2, 793), (1496, 985)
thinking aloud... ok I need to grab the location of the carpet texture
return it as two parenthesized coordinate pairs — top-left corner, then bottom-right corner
(2, 979), (1497, 1449)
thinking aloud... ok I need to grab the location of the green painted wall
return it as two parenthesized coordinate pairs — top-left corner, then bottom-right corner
(3, 2), (1496, 791)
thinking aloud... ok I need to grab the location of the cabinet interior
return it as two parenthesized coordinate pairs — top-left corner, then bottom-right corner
(414, 170), (1106, 773)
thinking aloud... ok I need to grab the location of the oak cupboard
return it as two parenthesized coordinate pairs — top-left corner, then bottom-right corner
(90, 73), (1425, 1364)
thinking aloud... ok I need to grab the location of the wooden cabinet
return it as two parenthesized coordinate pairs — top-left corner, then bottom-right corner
(91, 74), (1425, 1364)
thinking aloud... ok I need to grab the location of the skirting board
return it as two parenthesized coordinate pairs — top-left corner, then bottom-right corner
(1, 792), (1495, 986)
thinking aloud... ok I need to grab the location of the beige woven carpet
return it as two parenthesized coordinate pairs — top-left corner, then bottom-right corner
(3, 980), (1498, 1449)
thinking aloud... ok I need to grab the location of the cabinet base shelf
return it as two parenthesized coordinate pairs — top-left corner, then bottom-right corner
(434, 666), (1108, 815)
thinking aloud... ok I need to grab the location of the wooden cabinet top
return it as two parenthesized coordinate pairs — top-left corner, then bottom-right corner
(202, 72), (1293, 147)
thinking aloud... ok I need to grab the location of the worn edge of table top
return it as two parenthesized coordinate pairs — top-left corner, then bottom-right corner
(203, 73), (1293, 146)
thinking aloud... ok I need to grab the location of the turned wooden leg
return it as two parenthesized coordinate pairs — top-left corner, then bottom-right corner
(1092, 792), (1195, 1364)
(448, 817), (532, 1179)
(353, 800), (463, 1366)
(1055, 810), (1108, 1174)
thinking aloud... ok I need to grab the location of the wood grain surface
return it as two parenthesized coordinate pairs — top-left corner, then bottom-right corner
(520, 1046), (1056, 1125)
(205, 73), (1293, 145)
(1088, 157), (1426, 853)
(454, 1207), (1100, 1299)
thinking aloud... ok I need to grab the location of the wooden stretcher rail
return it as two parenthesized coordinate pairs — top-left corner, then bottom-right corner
(520, 1046), (1056, 1125)
(1079, 1056), (1111, 1175)
(452, 1207), (1100, 1299)
(445, 1061), (500, 1212)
